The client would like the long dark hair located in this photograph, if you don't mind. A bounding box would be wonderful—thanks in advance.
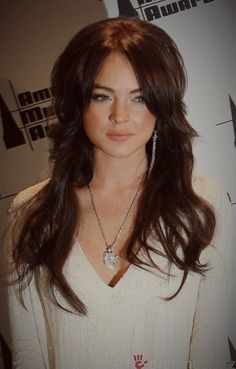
[7,17,215,315]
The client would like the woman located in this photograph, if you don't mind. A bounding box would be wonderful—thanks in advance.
[5,17,232,369]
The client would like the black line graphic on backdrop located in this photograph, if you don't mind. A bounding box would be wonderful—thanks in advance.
[0,81,55,151]
[116,0,215,21]
[1,83,235,151]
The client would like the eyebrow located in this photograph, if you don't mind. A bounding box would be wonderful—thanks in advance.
[93,84,141,94]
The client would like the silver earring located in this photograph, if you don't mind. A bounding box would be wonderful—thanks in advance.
[149,129,158,174]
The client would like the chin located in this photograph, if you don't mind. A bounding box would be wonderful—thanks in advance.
[94,142,147,160]
[105,147,144,160]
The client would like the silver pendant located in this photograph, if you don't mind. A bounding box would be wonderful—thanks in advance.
[103,247,120,270]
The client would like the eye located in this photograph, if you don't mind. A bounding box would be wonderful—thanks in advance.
[91,93,111,102]
[132,95,145,103]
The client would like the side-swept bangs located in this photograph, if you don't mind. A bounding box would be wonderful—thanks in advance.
[51,18,187,126]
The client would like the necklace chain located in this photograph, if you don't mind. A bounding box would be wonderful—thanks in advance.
[87,181,141,270]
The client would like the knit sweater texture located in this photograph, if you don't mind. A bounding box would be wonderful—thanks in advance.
[6,175,233,369]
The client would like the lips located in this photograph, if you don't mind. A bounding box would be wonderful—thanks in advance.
[106,132,134,141]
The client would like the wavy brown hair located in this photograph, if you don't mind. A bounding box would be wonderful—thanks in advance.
[6,17,215,315]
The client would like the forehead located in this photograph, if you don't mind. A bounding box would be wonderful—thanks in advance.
[94,52,139,88]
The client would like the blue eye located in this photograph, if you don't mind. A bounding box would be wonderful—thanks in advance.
[91,94,110,102]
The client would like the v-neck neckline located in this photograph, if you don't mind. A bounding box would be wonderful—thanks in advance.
[72,237,136,293]
[63,239,166,353]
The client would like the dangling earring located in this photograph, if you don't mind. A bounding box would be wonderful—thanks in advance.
[149,129,158,174]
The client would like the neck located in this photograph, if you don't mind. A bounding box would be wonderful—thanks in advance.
[91,151,148,190]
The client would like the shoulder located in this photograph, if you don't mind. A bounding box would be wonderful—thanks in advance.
[192,173,232,254]
[192,172,230,212]
[193,173,233,264]
[192,172,226,198]
[9,178,50,214]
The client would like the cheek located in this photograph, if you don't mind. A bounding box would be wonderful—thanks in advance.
[83,105,106,129]
[141,117,157,144]
[83,109,105,147]
[83,108,97,131]
[83,111,95,141]
[141,113,156,135]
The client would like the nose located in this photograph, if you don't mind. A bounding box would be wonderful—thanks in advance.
[109,99,129,125]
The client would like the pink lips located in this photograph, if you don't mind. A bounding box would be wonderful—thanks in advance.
[106,132,134,141]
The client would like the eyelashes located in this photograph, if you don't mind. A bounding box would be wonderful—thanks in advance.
[91,93,146,103]
[132,95,145,103]
[91,93,111,102]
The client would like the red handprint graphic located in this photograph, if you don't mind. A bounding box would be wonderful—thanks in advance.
[133,354,148,369]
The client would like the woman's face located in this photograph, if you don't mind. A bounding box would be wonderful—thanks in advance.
[83,52,156,161]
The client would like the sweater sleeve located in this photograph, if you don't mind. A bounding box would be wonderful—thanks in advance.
[188,178,234,369]
[5,183,50,369]
[8,282,48,369]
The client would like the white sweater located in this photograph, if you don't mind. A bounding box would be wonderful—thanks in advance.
[6,175,233,369]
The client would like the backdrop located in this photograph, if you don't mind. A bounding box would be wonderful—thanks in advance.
[0,0,235,367]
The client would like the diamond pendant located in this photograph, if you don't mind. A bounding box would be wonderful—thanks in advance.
[103,247,120,270]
